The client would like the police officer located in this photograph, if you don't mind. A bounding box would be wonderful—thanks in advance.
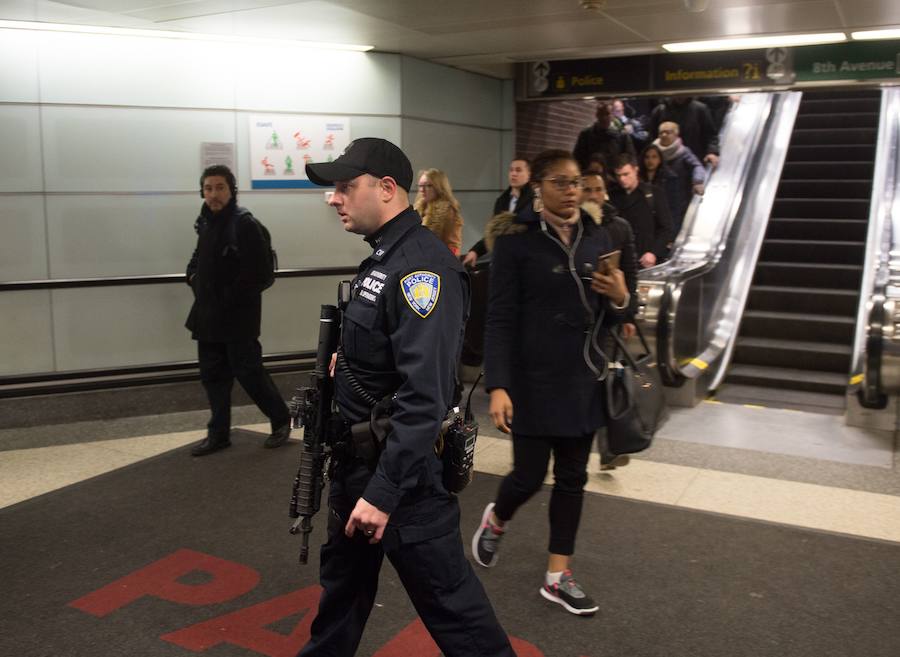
[299,138,514,657]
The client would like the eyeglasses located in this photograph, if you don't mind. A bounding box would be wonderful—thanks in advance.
[542,177,583,191]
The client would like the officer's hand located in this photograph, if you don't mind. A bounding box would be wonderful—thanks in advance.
[345,497,389,544]
[489,389,513,434]
[462,250,479,268]
[329,352,337,378]
[622,323,637,339]
[591,269,627,307]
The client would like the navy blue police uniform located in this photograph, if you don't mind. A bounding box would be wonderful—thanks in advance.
[299,206,514,657]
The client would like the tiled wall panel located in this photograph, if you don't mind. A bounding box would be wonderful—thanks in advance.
[0,105,43,192]
[402,119,502,192]
[38,32,237,109]
[42,106,236,193]
[0,291,54,375]
[44,194,200,278]
[0,195,48,282]
[0,29,39,103]
[402,57,503,129]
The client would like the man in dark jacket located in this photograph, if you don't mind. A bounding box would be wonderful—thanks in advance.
[610,155,673,269]
[573,101,635,176]
[185,164,290,456]
[653,121,707,233]
[581,172,638,338]
[462,157,533,267]
[298,138,514,657]
[459,157,532,367]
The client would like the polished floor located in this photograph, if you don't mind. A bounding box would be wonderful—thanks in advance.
[2,391,898,546]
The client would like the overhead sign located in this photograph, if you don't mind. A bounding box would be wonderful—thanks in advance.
[528,56,652,96]
[655,49,793,90]
[793,41,900,82]
[524,40,899,98]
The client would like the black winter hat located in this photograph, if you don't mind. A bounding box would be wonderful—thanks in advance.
[305,137,413,191]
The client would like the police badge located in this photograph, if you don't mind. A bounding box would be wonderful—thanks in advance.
[400,271,440,318]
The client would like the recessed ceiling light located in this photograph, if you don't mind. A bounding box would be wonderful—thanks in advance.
[663,32,846,53]
[851,28,900,41]
[0,20,374,51]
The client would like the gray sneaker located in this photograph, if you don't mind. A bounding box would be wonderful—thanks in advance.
[540,570,599,616]
[472,502,504,568]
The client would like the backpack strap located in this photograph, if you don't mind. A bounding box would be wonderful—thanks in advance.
[223,209,259,254]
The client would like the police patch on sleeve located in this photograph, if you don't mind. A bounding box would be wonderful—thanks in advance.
[400,271,440,318]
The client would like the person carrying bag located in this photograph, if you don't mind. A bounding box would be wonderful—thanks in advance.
[604,324,668,455]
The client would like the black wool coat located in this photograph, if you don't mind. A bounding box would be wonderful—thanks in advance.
[573,122,636,174]
[599,202,639,321]
[185,199,271,343]
[484,206,624,437]
[609,183,674,262]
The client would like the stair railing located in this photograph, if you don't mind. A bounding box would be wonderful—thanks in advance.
[854,87,900,408]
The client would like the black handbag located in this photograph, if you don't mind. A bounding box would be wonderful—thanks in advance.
[603,325,668,454]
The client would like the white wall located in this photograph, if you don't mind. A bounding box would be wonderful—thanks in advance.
[0,27,510,376]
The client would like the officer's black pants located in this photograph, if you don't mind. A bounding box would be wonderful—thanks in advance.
[298,464,515,657]
[197,339,290,436]
[493,432,594,556]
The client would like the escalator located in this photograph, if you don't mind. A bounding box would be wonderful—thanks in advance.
[637,91,802,405]
[717,89,880,413]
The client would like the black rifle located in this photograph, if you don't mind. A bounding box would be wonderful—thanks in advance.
[288,303,342,565]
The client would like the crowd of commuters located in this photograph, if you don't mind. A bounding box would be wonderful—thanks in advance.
[182,94,728,650]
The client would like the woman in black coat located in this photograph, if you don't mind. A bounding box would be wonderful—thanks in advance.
[472,150,629,616]
[639,144,681,239]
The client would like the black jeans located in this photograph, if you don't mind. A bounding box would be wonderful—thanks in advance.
[197,339,290,435]
[493,433,594,556]
[299,462,515,657]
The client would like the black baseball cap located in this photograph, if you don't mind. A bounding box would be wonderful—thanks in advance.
[305,137,413,191]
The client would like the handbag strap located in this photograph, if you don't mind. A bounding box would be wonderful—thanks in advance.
[610,329,640,371]
[632,321,652,355]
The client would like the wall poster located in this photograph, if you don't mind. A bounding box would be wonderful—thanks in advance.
[249,114,351,189]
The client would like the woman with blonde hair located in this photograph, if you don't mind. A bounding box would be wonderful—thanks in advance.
[414,168,464,255]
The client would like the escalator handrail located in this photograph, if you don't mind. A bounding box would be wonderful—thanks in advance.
[641,93,774,284]
[639,94,774,382]
[639,92,794,383]
[856,88,900,406]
